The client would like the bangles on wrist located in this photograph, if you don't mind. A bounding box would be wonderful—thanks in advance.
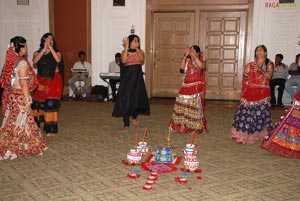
[243,73,249,78]
[259,70,265,75]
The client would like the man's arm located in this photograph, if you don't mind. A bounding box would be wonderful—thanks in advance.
[288,63,300,75]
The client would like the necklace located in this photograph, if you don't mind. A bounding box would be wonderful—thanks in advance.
[257,63,263,68]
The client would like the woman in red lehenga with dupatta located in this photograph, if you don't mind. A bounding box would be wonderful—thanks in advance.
[231,45,274,144]
[262,90,300,158]
[169,45,207,134]
[0,36,47,160]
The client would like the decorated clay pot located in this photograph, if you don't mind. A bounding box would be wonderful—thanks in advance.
[137,141,149,155]
[127,149,142,164]
[184,143,196,154]
[183,144,197,160]
[184,159,199,171]
[184,153,197,160]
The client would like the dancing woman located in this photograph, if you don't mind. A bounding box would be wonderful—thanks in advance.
[169,45,207,134]
[112,34,150,132]
[231,45,274,144]
[262,90,300,158]
[0,36,47,160]
[32,33,64,136]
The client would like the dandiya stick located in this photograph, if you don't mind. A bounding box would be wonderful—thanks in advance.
[192,143,198,155]
[190,131,196,145]
[135,132,138,149]
[142,127,148,143]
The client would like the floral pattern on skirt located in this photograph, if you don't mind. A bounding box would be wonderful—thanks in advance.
[231,99,272,144]
[169,93,205,134]
[0,89,48,160]
[262,101,300,158]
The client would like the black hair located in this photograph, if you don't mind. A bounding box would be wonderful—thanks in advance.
[254,45,269,66]
[39,32,58,51]
[275,54,283,60]
[78,51,86,57]
[128,34,140,48]
[192,45,201,59]
[115,53,121,58]
[295,54,300,64]
[10,36,26,54]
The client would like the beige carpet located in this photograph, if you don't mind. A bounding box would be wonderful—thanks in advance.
[0,101,299,201]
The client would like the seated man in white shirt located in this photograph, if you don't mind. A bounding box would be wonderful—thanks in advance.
[270,53,288,107]
[68,51,92,99]
[108,53,121,101]
[285,53,300,103]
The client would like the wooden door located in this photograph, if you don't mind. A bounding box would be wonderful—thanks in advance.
[50,0,90,96]
[152,12,195,97]
[199,11,247,100]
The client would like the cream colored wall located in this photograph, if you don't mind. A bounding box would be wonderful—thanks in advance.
[0,0,49,70]
[91,0,146,86]
[1,0,299,88]
[251,0,300,65]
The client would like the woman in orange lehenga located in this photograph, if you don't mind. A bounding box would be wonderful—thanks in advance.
[231,45,274,144]
[262,90,300,158]
[169,45,207,134]
[0,36,47,160]
[32,33,64,136]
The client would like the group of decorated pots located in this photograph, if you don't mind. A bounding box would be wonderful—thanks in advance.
[183,143,199,171]
[127,142,149,164]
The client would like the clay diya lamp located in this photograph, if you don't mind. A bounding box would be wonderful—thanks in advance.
[127,173,140,179]
[142,184,153,190]
[146,180,155,185]
[147,175,158,180]
[150,172,158,177]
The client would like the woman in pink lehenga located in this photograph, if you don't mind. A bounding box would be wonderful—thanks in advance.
[0,36,47,160]
[169,45,207,134]
[262,90,300,158]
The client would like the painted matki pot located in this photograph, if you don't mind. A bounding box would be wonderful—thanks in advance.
[137,141,149,155]
[127,149,142,164]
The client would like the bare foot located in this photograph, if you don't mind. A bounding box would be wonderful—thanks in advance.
[133,119,138,126]
[123,127,129,133]
[46,133,55,137]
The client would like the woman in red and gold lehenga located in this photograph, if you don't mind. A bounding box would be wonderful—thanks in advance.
[231,45,274,144]
[0,36,48,160]
[262,90,300,158]
[169,45,207,134]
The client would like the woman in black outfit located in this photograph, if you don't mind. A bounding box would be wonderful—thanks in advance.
[112,35,150,132]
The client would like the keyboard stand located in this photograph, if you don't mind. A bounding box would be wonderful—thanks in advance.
[99,73,120,101]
